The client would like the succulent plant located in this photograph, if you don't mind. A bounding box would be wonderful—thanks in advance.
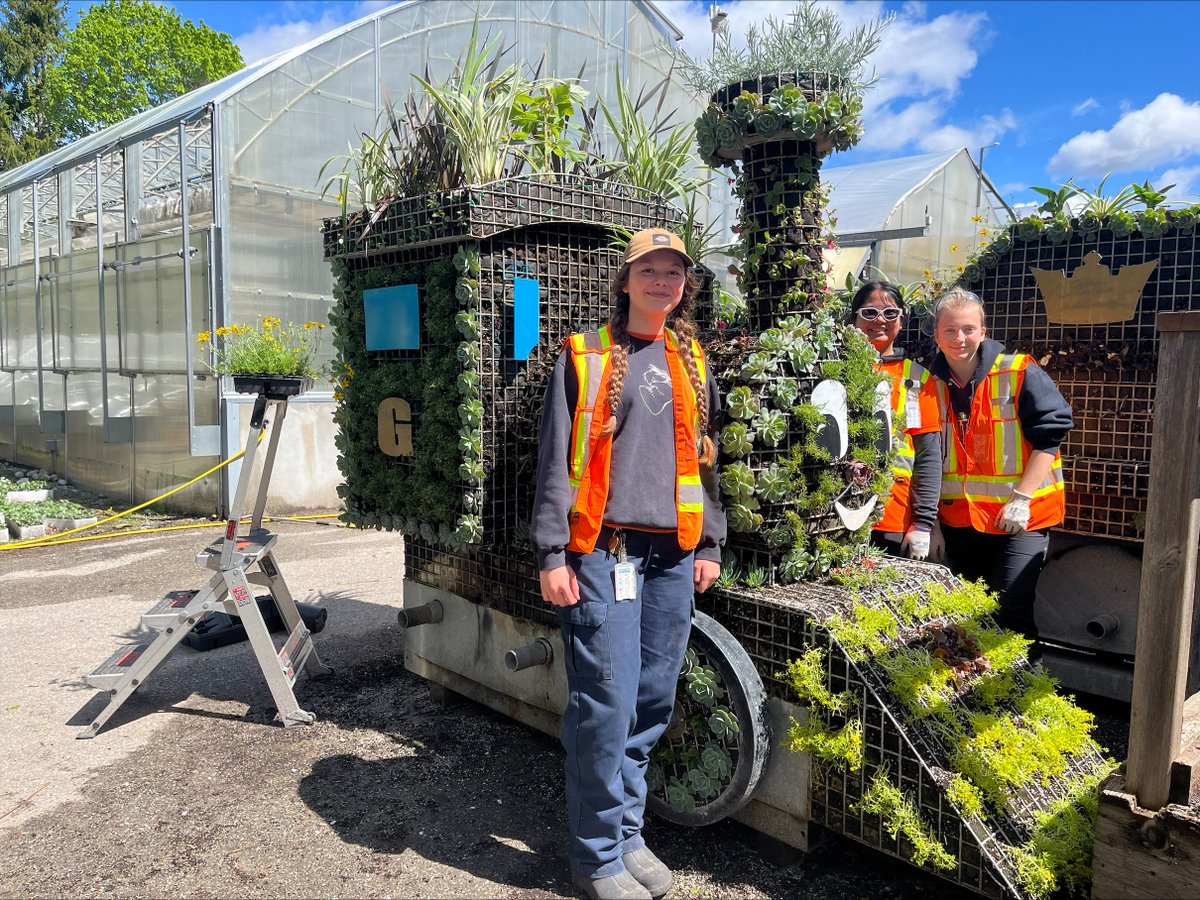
[1044,214,1073,244]
[719,461,756,500]
[727,385,760,420]
[1108,210,1137,238]
[1016,215,1044,242]
[1137,208,1171,238]
[720,422,753,457]
[756,464,791,503]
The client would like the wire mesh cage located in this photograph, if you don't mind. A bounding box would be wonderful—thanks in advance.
[962,219,1200,540]
[324,177,683,614]
[700,566,1109,900]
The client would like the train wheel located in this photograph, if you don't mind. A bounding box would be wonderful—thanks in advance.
[647,610,770,826]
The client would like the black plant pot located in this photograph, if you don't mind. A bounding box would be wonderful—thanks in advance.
[232,374,314,400]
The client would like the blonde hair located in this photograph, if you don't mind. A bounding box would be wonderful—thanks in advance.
[603,259,715,468]
[933,287,986,327]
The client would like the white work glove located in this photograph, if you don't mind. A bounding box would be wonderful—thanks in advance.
[928,523,947,564]
[995,490,1033,534]
[900,527,931,561]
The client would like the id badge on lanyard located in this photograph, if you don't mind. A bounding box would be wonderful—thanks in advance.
[612,530,637,602]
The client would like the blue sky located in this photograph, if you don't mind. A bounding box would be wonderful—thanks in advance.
[73,0,1200,208]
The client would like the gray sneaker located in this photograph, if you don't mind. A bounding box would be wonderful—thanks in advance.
[572,869,653,900]
[622,847,673,898]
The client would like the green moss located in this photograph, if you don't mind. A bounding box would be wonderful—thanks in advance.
[782,648,854,713]
[828,603,898,662]
[949,674,1100,811]
[856,772,957,871]
[787,716,864,771]
[916,579,998,621]
[331,256,466,533]
[878,646,958,719]
[828,562,903,594]
[1008,766,1114,899]
[946,774,985,819]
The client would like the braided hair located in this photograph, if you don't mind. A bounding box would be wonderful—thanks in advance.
[601,261,715,469]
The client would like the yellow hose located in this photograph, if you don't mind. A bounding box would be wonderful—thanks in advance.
[4,514,341,550]
[2,427,342,552]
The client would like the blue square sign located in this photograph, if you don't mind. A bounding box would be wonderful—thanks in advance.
[363,284,419,351]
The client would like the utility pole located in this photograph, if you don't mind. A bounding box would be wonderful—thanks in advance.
[975,142,999,214]
[710,4,729,55]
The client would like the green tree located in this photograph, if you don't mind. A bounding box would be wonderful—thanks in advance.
[46,0,243,142]
[0,0,68,171]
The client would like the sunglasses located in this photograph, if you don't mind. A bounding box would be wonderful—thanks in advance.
[855,307,903,322]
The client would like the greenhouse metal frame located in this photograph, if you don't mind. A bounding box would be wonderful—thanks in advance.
[0,0,690,513]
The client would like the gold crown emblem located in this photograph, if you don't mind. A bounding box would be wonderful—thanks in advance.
[1032,251,1157,324]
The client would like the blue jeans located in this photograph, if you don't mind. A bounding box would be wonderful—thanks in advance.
[559,527,694,878]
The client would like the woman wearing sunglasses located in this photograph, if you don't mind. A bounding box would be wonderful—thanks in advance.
[849,282,942,561]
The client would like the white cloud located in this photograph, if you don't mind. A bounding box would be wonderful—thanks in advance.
[1072,97,1099,116]
[917,109,1015,154]
[659,1,998,156]
[1050,93,1200,176]
[864,9,987,112]
[1159,165,1200,204]
[234,2,386,65]
[853,99,942,152]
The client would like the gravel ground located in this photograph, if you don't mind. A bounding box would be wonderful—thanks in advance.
[0,518,1131,899]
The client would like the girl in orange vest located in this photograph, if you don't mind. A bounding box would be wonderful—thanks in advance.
[928,287,1073,641]
[848,282,942,560]
[530,228,725,900]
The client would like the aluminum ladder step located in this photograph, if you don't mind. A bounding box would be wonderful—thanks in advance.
[86,642,152,691]
[277,622,314,687]
[196,528,277,571]
[141,589,202,629]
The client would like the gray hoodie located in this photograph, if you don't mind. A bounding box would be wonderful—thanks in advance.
[530,333,726,570]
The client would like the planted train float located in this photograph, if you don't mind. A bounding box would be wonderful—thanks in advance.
[323,7,1113,897]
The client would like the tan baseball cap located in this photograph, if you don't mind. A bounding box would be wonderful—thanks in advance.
[623,228,694,268]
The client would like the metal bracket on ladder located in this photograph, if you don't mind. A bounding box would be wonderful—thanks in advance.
[79,388,333,738]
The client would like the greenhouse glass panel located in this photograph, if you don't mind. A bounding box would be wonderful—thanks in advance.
[64,370,132,503]
[5,263,38,367]
[17,185,34,264]
[11,371,42,459]
[0,193,7,267]
[119,231,211,374]
[52,250,102,371]
[228,23,376,186]
[136,115,215,239]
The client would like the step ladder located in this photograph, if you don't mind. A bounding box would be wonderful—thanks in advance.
[79,385,332,738]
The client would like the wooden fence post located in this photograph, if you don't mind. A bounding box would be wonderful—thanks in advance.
[1124,311,1200,809]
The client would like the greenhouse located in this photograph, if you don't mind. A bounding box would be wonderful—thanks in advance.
[822,148,1011,289]
[0,0,692,514]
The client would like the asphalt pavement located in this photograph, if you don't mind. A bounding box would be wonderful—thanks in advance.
[0,519,949,899]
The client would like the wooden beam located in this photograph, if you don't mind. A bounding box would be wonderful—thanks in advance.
[1125,325,1200,809]
[1092,773,1200,900]
[1156,311,1200,333]
[1169,692,1200,805]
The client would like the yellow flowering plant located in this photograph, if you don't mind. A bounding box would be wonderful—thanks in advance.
[196,315,329,379]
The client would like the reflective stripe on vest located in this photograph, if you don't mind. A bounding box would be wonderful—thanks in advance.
[566,326,612,490]
[937,353,1065,533]
[875,358,931,533]
[890,359,930,478]
[565,327,707,554]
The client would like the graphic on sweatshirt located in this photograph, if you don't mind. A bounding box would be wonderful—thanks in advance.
[638,364,671,415]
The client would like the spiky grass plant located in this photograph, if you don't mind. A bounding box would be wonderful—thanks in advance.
[667,1,893,97]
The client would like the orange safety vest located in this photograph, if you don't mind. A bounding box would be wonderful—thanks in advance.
[935,353,1065,534]
[565,324,708,554]
[874,357,939,533]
